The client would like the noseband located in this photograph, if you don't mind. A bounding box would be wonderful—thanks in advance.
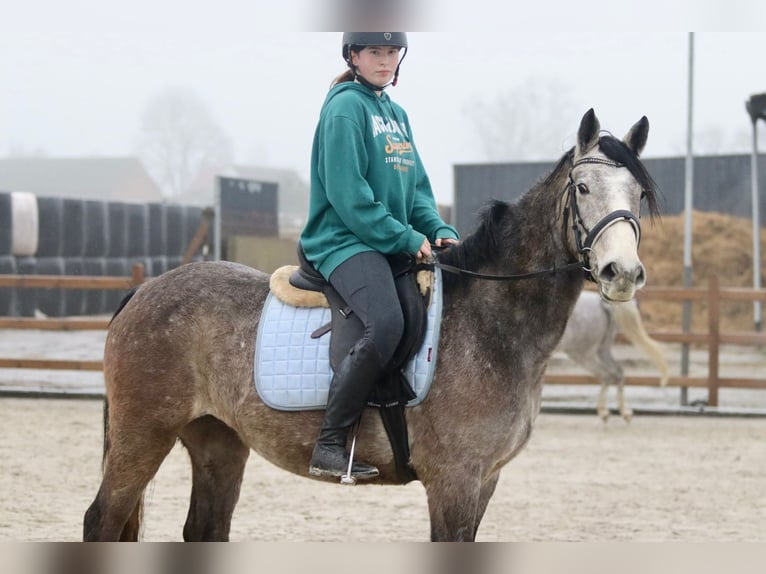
[564,157,642,282]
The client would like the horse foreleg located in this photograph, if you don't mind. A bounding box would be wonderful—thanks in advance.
[473,474,500,537]
[179,416,250,542]
[424,464,483,541]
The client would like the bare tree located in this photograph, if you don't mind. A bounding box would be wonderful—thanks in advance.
[693,125,752,155]
[465,78,583,162]
[137,86,233,198]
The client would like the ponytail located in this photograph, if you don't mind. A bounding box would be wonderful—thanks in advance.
[331,69,355,87]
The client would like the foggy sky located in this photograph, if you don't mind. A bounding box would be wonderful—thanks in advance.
[2,3,766,205]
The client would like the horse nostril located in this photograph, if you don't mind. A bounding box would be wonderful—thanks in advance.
[635,265,646,285]
[599,262,618,283]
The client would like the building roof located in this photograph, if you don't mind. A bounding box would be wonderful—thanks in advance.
[0,157,164,203]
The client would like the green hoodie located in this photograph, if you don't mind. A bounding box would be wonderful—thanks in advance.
[300,82,459,279]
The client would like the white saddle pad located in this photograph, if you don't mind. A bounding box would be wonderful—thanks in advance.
[255,268,443,411]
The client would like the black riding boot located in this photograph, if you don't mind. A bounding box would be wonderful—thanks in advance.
[309,341,383,479]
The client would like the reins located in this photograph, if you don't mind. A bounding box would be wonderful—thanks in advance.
[435,156,642,283]
[434,260,583,281]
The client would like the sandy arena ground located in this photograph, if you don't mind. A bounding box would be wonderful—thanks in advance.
[1,396,764,542]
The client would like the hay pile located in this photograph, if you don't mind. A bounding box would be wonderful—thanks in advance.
[637,210,766,332]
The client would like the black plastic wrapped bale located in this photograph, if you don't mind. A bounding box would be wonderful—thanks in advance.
[84,257,107,315]
[104,258,129,313]
[61,198,86,258]
[0,255,17,316]
[126,203,149,258]
[15,256,38,317]
[84,200,109,257]
[63,258,86,316]
[166,255,184,273]
[36,196,64,258]
[148,202,167,256]
[150,255,168,278]
[35,257,66,317]
[183,206,203,260]
[0,192,13,255]
[165,204,186,257]
[107,202,128,258]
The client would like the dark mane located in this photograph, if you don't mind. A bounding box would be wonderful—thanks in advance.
[438,198,532,295]
[440,200,515,282]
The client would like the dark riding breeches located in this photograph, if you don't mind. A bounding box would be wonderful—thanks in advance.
[328,251,405,368]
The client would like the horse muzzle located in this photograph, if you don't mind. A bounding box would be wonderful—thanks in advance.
[594,256,646,302]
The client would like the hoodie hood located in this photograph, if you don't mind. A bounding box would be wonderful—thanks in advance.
[324,81,389,106]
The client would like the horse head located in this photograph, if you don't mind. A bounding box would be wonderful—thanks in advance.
[566,108,658,302]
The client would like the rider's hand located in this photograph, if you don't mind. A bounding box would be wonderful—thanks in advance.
[434,238,459,249]
[417,238,432,259]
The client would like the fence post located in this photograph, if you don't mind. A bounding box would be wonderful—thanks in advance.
[130,263,145,287]
[707,275,720,407]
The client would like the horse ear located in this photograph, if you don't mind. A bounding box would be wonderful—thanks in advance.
[576,108,600,156]
[624,116,649,156]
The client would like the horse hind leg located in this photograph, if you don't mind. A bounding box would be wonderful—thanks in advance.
[576,353,622,422]
[179,416,250,542]
[596,347,631,423]
[83,400,180,541]
[617,377,632,422]
[597,379,610,422]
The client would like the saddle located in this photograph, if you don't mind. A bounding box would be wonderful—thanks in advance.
[273,245,434,482]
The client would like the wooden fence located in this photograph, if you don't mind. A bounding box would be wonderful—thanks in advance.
[544,275,766,406]
[0,264,145,372]
[1,271,765,406]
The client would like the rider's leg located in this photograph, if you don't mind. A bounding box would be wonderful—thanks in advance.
[309,252,404,479]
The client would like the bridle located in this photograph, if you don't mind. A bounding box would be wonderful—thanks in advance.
[564,157,641,282]
[435,156,642,283]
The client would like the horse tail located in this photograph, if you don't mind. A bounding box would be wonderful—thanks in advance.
[110,289,137,325]
[101,391,144,540]
[101,398,110,472]
[613,300,669,386]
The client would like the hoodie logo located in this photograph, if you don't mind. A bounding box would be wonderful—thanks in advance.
[384,33,392,41]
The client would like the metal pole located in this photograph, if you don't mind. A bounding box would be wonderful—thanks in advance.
[214,177,222,261]
[751,118,762,331]
[680,32,695,405]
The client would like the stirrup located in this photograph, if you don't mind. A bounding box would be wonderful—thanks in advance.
[341,430,359,485]
[307,459,379,481]
[308,425,379,482]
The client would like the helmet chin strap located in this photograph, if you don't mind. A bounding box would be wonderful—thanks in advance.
[355,73,391,92]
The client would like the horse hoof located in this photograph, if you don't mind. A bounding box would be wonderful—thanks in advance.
[622,411,633,423]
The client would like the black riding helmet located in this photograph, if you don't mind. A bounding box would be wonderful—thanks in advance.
[342,32,408,88]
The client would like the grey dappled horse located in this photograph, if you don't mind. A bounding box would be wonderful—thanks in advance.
[556,290,669,422]
[83,109,659,541]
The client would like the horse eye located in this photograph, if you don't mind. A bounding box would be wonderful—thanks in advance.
[577,183,589,195]
[641,190,647,199]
